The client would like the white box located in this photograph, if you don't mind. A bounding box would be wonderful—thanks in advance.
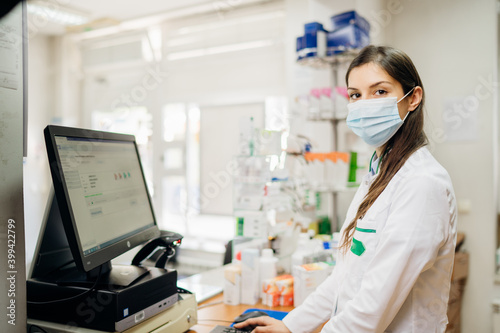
[223,264,241,305]
[293,262,334,306]
[236,211,268,238]
[240,249,260,305]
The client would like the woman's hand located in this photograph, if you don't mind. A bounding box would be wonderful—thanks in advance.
[233,316,291,333]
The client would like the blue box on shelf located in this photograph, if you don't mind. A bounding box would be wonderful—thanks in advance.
[296,36,304,60]
[330,10,370,35]
[327,11,370,55]
[303,22,327,58]
[327,25,369,55]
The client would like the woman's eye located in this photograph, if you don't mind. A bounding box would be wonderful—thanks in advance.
[349,93,361,100]
[375,89,387,96]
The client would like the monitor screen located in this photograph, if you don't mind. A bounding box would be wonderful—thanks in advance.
[44,125,160,273]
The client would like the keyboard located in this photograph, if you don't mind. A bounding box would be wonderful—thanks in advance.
[209,325,252,333]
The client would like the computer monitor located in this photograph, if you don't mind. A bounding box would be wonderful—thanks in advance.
[40,125,160,283]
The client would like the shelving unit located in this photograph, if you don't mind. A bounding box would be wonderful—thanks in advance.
[297,50,360,233]
[231,148,308,240]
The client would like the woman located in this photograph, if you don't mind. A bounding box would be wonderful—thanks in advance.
[235,45,458,332]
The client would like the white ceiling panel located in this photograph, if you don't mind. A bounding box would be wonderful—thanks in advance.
[63,0,210,21]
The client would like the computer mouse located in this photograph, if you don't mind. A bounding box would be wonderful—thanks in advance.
[233,310,269,324]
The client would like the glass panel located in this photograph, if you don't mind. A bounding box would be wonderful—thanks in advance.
[161,175,186,232]
[163,147,184,170]
[186,104,201,214]
[162,104,186,143]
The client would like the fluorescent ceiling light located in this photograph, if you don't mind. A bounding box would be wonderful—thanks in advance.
[176,11,285,36]
[27,2,89,26]
[166,39,275,61]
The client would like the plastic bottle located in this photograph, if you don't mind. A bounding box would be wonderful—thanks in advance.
[291,233,312,267]
[309,89,321,119]
[249,116,255,156]
[319,87,334,118]
[496,247,500,273]
[259,249,278,301]
[331,232,341,263]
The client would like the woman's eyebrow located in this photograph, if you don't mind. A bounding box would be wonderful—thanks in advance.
[369,80,393,88]
[347,81,393,91]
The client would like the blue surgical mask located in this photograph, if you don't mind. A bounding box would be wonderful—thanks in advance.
[346,87,415,147]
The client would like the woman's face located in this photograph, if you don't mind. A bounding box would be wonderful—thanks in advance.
[347,62,409,120]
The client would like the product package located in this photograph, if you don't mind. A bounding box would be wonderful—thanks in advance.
[292,262,334,306]
[327,10,370,56]
[262,275,294,307]
[241,248,260,305]
[223,263,241,305]
[303,22,327,58]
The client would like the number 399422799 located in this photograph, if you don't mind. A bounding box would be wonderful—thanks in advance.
[7,219,15,269]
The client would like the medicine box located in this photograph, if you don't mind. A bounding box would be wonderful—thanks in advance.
[262,275,294,307]
[327,25,369,55]
[292,262,334,306]
[303,22,327,58]
[223,264,241,305]
[330,10,370,35]
[296,36,304,60]
[327,10,370,55]
[235,211,268,238]
[241,249,260,305]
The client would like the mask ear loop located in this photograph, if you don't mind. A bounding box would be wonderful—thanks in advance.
[402,110,411,122]
[397,86,416,103]
[398,86,416,122]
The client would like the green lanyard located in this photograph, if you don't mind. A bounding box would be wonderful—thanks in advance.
[369,150,386,175]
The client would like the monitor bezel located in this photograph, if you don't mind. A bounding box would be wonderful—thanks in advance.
[44,125,160,273]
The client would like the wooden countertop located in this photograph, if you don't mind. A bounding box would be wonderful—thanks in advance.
[188,293,295,333]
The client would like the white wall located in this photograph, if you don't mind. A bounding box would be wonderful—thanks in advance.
[385,0,497,331]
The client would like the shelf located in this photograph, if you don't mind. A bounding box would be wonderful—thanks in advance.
[306,115,346,122]
[234,154,283,158]
[307,185,359,193]
[297,50,360,69]
[233,180,289,185]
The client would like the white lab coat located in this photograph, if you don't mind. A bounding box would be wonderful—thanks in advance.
[283,147,457,333]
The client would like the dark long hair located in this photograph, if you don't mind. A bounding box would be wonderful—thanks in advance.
[340,45,428,253]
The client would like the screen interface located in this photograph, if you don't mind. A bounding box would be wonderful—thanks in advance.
[54,136,155,256]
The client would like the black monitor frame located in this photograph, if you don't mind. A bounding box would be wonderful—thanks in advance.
[43,125,160,275]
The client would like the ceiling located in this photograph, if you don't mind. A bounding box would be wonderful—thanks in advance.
[27,0,233,35]
[65,0,210,22]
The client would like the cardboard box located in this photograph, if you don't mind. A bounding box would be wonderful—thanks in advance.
[446,280,465,333]
[262,275,294,307]
[446,250,468,333]
[223,264,241,305]
[451,252,469,281]
[292,262,334,306]
[446,300,461,333]
[240,249,260,305]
